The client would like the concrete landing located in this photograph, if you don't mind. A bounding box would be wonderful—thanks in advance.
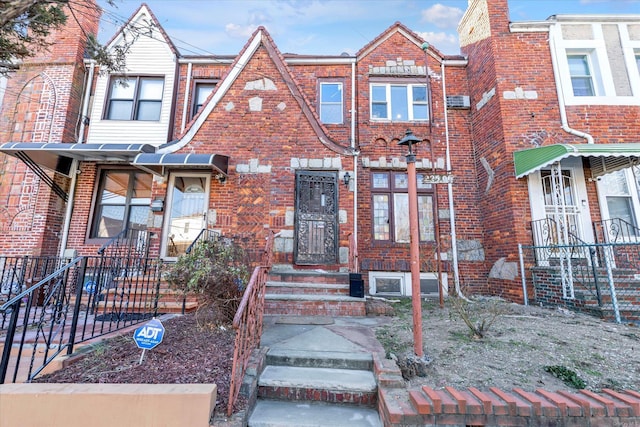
[249,400,382,427]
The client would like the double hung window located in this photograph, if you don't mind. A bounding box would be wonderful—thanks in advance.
[91,169,152,238]
[371,171,434,243]
[319,82,343,124]
[370,83,428,121]
[106,76,164,121]
[567,54,595,97]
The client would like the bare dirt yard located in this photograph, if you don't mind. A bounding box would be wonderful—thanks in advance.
[374,297,640,392]
[34,297,639,418]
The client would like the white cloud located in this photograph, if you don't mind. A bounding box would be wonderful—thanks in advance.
[225,23,258,39]
[416,31,460,55]
[421,4,464,29]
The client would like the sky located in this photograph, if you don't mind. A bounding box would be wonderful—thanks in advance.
[97,0,640,56]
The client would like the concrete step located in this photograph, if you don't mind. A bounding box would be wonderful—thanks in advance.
[257,365,377,405]
[248,400,382,427]
[266,348,373,371]
[264,295,366,316]
[266,281,349,295]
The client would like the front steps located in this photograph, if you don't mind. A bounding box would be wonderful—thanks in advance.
[248,346,382,426]
[264,270,366,317]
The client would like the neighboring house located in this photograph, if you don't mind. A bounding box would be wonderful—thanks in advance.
[0,0,638,304]
[458,0,640,299]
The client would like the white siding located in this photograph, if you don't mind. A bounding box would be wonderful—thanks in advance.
[87,7,176,146]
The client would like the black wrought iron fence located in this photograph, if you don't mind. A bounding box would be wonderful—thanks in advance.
[0,255,164,383]
[519,241,640,325]
[185,228,221,254]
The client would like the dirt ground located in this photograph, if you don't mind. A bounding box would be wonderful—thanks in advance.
[374,297,640,392]
[34,297,639,417]
[33,310,242,414]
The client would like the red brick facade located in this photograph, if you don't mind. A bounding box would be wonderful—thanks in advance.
[0,1,99,256]
[1,0,639,302]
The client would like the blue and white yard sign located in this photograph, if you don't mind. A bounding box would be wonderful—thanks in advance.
[133,318,165,350]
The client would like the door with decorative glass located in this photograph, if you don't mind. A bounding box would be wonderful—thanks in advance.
[294,171,338,265]
[162,173,210,258]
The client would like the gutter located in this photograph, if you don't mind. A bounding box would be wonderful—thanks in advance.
[549,23,594,144]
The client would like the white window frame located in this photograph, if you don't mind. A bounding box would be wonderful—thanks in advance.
[368,271,447,297]
[596,167,640,242]
[319,82,343,124]
[567,53,597,97]
[369,83,428,122]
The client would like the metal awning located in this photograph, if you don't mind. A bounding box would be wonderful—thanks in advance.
[0,142,156,176]
[514,143,640,179]
[132,152,229,176]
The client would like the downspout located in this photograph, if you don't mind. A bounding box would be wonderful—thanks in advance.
[351,60,358,271]
[441,60,462,297]
[549,23,594,144]
[59,60,95,258]
[180,62,193,133]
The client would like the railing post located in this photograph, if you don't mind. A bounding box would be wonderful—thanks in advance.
[518,244,528,306]
[589,246,602,307]
[602,246,621,324]
[67,257,88,355]
[0,299,21,383]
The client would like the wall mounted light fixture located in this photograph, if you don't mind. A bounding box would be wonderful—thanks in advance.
[343,172,351,187]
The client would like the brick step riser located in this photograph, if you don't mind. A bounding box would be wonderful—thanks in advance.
[100,290,198,302]
[257,385,377,406]
[267,274,349,285]
[265,355,373,371]
[266,286,349,296]
[94,303,197,314]
[264,300,366,317]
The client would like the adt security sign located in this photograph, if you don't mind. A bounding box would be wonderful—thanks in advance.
[133,318,165,350]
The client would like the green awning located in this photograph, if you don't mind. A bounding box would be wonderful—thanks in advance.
[514,143,640,179]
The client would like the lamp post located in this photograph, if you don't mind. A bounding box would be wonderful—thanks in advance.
[398,129,423,357]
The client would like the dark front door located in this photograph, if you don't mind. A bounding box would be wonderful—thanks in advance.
[294,171,338,265]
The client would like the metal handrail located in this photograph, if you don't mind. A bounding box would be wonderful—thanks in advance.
[1,254,164,383]
[594,218,640,243]
[185,228,221,254]
[227,231,275,416]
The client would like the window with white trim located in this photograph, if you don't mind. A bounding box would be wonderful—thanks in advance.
[567,53,596,96]
[91,169,152,238]
[371,171,434,243]
[319,82,343,124]
[105,76,164,121]
[370,83,428,121]
[599,167,640,238]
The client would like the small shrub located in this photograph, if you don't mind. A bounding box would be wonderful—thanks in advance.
[544,365,586,389]
[166,237,249,324]
[449,296,505,339]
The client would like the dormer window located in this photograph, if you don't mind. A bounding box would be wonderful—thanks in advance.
[370,83,428,122]
[105,76,164,121]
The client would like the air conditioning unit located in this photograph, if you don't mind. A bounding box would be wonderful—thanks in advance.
[446,95,470,109]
